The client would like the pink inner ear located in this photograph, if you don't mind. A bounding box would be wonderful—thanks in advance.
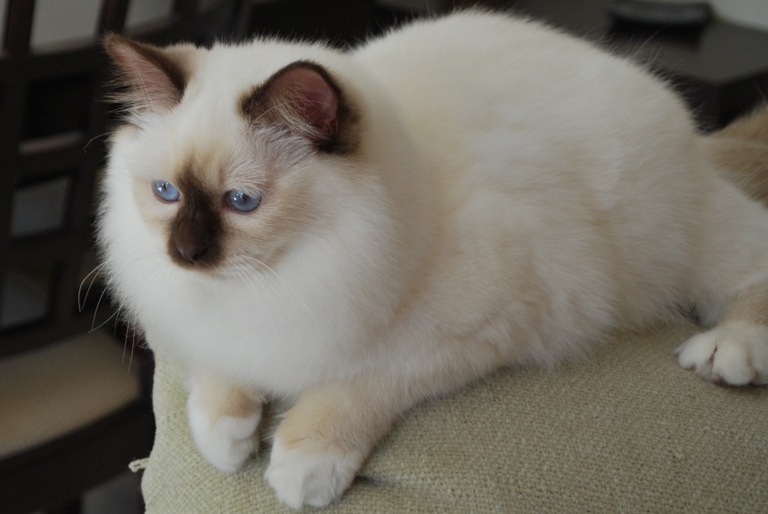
[271,67,339,140]
[106,36,182,110]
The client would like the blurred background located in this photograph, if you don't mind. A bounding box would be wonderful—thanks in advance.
[0,1,766,513]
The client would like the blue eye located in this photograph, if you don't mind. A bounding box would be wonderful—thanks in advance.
[152,180,180,202]
[225,190,262,212]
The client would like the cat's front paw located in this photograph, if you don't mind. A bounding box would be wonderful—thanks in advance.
[265,434,363,509]
[187,395,261,472]
[675,321,768,385]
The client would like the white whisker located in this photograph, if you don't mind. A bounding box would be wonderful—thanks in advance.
[128,328,136,374]
[234,256,291,316]
[90,285,111,333]
[234,264,278,338]
[121,310,128,364]
[91,307,120,333]
[239,255,318,323]
[78,262,107,312]
[236,258,285,322]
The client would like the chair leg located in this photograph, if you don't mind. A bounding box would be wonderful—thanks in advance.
[48,497,81,514]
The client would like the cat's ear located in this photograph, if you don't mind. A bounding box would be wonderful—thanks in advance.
[103,34,194,113]
[240,61,358,154]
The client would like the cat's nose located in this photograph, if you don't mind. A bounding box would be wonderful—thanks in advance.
[176,241,209,263]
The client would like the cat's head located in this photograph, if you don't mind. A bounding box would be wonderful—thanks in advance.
[102,35,372,276]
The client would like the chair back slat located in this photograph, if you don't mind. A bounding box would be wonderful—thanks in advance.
[18,132,87,183]
[3,0,36,55]
[98,0,131,35]
[173,0,200,18]
[0,3,33,345]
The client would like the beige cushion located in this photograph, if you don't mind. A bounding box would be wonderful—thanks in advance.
[0,330,141,458]
[141,321,768,513]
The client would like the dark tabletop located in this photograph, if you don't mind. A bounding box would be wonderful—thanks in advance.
[460,0,768,130]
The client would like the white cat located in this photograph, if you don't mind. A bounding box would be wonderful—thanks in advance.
[98,10,768,509]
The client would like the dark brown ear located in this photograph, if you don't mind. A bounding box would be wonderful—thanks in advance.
[240,61,358,154]
[103,33,191,113]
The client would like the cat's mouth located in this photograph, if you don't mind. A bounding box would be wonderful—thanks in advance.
[166,248,286,283]
[167,235,223,270]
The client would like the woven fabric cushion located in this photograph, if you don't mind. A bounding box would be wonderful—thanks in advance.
[0,330,141,458]
[141,321,768,513]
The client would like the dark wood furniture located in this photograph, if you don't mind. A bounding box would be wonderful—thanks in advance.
[0,1,237,513]
[239,0,419,48]
[456,0,768,130]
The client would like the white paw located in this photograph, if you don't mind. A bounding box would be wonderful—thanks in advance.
[264,435,363,509]
[674,322,768,385]
[187,396,261,472]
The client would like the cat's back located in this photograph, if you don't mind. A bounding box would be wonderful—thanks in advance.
[352,10,694,190]
[352,10,704,335]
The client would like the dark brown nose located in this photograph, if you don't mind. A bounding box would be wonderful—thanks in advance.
[167,178,223,268]
[176,241,209,263]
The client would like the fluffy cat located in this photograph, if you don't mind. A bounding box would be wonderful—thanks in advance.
[98,10,768,509]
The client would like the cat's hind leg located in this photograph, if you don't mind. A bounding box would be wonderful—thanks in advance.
[187,372,264,471]
[676,107,768,385]
[676,172,768,386]
[676,283,768,385]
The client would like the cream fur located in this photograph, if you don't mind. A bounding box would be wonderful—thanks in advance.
[98,11,768,509]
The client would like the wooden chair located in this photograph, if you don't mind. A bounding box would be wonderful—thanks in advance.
[0,1,237,512]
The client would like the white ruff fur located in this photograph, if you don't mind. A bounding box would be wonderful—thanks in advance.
[98,11,768,509]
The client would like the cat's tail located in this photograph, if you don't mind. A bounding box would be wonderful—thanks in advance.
[703,105,768,204]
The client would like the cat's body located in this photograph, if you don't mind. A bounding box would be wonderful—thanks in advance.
[99,10,768,509]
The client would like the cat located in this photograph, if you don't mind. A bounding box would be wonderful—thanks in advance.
[98,9,768,509]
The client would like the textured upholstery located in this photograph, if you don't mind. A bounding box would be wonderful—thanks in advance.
[141,320,768,513]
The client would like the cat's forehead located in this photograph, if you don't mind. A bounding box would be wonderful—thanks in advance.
[134,41,348,183]
[129,115,260,189]
[171,142,270,192]
[174,152,231,189]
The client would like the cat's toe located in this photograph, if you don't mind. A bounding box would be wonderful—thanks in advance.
[188,404,261,472]
[675,322,768,386]
[674,332,717,380]
[265,435,362,509]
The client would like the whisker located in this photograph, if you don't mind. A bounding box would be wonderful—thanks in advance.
[128,328,136,374]
[234,263,278,337]
[234,256,288,319]
[121,316,127,363]
[243,260,285,321]
[78,262,107,312]
[91,307,120,333]
[90,285,111,333]
[239,255,318,323]
[83,132,110,152]
[113,306,123,337]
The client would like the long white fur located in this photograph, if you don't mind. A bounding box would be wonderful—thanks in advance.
[98,11,768,509]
